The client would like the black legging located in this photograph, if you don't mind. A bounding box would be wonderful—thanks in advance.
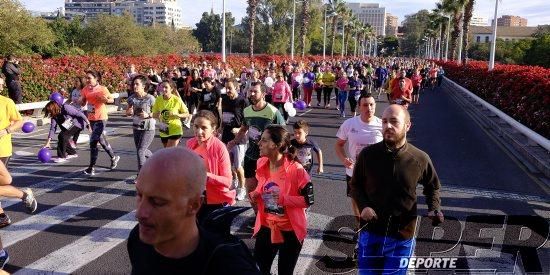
[254,226,302,275]
[315,87,323,104]
[57,126,80,158]
[322,86,333,106]
[89,120,115,167]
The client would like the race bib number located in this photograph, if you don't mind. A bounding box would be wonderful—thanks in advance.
[275,94,283,100]
[297,148,312,166]
[61,119,74,130]
[157,122,169,134]
[203,93,212,102]
[247,127,261,143]
[222,112,235,124]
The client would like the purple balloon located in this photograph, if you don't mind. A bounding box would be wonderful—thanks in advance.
[296,100,307,111]
[38,148,52,163]
[22,122,35,133]
[50,92,64,105]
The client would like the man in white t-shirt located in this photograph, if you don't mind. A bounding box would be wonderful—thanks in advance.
[335,94,382,221]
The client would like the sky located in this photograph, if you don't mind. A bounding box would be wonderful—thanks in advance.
[20,0,550,27]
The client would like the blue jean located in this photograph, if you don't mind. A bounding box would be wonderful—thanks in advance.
[358,231,415,275]
[338,90,348,115]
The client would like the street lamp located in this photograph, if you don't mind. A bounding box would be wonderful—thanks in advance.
[222,0,226,62]
[489,0,499,71]
[341,21,346,58]
[457,5,464,64]
[440,14,451,61]
[323,7,336,60]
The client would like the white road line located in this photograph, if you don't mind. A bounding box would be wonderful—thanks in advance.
[298,109,313,117]
[1,177,134,248]
[0,169,110,209]
[15,211,137,275]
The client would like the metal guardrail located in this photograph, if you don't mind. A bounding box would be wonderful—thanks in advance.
[444,77,550,152]
[15,92,128,115]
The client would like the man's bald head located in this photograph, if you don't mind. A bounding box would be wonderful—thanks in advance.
[383,104,410,124]
[140,147,206,198]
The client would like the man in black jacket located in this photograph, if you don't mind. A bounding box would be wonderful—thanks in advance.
[1,55,22,104]
[350,104,444,274]
[128,147,259,274]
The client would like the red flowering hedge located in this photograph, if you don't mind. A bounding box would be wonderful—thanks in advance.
[438,61,550,138]
[0,54,323,103]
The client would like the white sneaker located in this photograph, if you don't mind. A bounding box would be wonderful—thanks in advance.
[66,154,78,159]
[236,188,247,201]
[52,157,67,163]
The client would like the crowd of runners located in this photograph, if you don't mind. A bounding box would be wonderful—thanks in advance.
[0,56,446,274]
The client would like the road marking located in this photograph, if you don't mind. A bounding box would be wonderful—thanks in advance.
[15,211,136,275]
[298,109,313,117]
[1,176,134,248]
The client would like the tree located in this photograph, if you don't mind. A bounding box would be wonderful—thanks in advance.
[299,0,311,57]
[0,0,56,56]
[381,36,399,56]
[524,34,550,67]
[193,11,234,52]
[438,0,468,60]
[328,0,346,57]
[47,16,85,56]
[247,0,260,57]
[461,0,474,64]
[401,9,432,57]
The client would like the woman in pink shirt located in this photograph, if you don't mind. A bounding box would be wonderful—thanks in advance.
[249,125,313,275]
[271,72,293,122]
[186,110,234,221]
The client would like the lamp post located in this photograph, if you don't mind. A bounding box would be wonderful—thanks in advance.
[221,0,226,62]
[341,21,345,58]
[489,0,499,71]
[291,0,297,60]
[441,14,451,61]
[457,6,464,64]
[322,6,335,60]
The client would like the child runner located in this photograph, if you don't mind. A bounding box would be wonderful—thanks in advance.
[291,120,324,175]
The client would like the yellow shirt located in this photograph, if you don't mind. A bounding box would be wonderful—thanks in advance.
[0,95,22,157]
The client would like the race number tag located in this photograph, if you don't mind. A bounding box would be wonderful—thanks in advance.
[222,112,235,124]
[61,119,74,130]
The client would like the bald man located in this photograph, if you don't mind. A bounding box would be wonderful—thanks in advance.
[128,147,259,274]
[350,105,444,274]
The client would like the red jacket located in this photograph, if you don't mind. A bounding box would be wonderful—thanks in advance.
[186,137,235,205]
[250,157,311,243]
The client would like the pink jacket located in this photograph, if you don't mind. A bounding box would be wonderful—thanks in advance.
[250,157,311,243]
[272,81,292,103]
[186,137,235,205]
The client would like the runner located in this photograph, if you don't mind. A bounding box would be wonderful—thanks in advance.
[220,81,249,201]
[152,80,190,148]
[249,125,313,275]
[186,110,234,221]
[334,94,382,223]
[80,70,120,176]
[43,100,91,162]
[335,70,349,116]
[271,73,293,123]
[198,77,222,126]
[347,70,364,117]
[291,120,324,175]
[302,68,315,107]
[226,82,285,217]
[321,68,335,109]
[390,70,413,109]
[126,75,156,176]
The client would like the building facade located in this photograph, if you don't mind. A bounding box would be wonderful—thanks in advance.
[346,2,386,36]
[470,15,488,26]
[385,13,398,36]
[493,15,528,27]
[64,0,183,28]
[470,26,536,43]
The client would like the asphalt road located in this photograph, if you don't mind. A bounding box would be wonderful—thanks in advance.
[1,85,549,274]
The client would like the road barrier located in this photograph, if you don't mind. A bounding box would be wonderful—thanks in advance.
[443,77,550,179]
[15,92,128,126]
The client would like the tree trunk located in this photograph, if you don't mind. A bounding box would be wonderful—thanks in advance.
[450,11,462,60]
[331,16,338,57]
[299,1,310,57]
[247,0,259,58]
[462,0,474,64]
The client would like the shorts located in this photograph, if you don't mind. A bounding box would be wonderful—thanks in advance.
[346,175,352,197]
[243,156,258,179]
[230,144,246,169]
[160,135,182,145]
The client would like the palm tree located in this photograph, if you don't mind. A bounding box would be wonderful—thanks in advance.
[439,0,468,60]
[299,0,311,57]
[461,0,475,64]
[247,0,260,58]
[328,0,346,57]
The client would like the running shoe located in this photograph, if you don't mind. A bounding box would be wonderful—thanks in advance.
[0,250,9,270]
[66,154,78,159]
[52,157,67,163]
[0,213,11,229]
[317,103,321,107]
[84,167,95,176]
[236,188,247,201]
[110,156,121,170]
[22,188,38,214]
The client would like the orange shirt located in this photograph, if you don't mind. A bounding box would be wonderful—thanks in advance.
[192,144,210,172]
[81,84,110,121]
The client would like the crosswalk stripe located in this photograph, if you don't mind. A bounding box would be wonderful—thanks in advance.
[1,168,109,209]
[14,211,137,274]
[1,177,134,248]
